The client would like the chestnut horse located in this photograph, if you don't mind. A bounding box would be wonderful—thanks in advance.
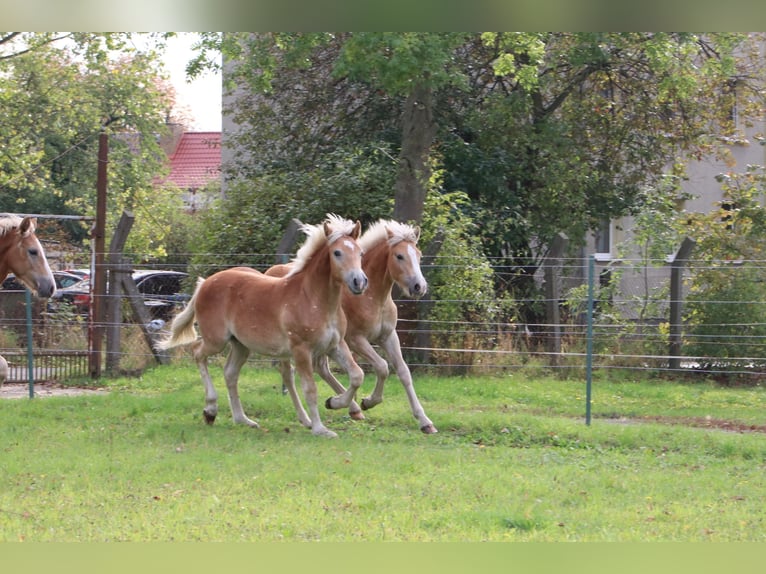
[267,219,437,434]
[156,215,368,438]
[0,214,56,298]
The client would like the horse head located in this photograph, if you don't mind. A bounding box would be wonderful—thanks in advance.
[0,215,56,298]
[384,222,427,299]
[324,216,368,295]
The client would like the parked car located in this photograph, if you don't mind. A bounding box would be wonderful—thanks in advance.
[48,269,190,321]
[63,268,90,281]
[2,270,84,292]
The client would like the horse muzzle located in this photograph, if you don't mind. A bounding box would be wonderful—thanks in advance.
[35,277,56,298]
[347,271,368,295]
[406,278,428,299]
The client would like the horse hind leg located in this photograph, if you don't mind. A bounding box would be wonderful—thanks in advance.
[224,340,259,427]
[193,341,219,425]
[279,359,312,428]
[380,332,437,434]
[293,348,337,438]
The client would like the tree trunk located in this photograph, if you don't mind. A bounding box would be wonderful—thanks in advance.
[393,82,437,224]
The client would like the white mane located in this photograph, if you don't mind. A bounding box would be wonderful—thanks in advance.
[359,219,419,252]
[0,214,23,238]
[287,214,358,277]
[0,213,22,237]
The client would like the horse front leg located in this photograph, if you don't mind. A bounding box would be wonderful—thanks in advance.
[278,358,312,428]
[293,347,337,438]
[347,335,389,412]
[379,331,437,434]
[315,355,365,420]
[223,340,259,427]
[324,341,364,412]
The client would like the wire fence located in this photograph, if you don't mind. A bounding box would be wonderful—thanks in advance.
[3,253,766,384]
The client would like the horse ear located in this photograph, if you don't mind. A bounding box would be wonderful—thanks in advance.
[351,220,361,239]
[413,226,421,243]
[323,221,332,237]
[19,217,36,237]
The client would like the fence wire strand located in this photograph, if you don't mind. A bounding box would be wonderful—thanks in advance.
[4,254,766,382]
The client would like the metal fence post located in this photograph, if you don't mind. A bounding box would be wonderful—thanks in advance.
[25,288,34,399]
[585,255,594,425]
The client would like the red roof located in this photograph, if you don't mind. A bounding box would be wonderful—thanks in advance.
[164,132,221,190]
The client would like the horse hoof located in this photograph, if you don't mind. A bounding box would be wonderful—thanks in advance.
[420,424,438,434]
[313,428,338,439]
[349,410,366,421]
[203,411,217,425]
[361,398,376,411]
[325,397,334,410]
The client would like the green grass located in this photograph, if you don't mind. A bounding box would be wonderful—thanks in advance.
[1,364,765,541]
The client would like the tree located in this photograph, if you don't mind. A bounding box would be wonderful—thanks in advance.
[0,32,188,258]
[200,33,766,318]
[216,32,481,224]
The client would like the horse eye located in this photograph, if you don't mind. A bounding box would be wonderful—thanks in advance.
[28,249,39,257]
[396,253,404,260]
[333,250,342,257]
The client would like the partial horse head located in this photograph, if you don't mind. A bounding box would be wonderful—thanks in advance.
[288,214,368,295]
[360,219,427,298]
[0,214,56,298]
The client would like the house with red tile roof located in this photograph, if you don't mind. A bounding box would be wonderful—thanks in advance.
[159,131,222,211]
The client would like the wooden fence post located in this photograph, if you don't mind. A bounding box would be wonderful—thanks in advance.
[276,219,302,264]
[669,236,696,370]
[543,232,568,365]
[105,211,134,374]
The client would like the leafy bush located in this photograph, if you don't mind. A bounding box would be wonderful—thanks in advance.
[683,166,766,370]
[684,264,766,370]
[419,180,517,371]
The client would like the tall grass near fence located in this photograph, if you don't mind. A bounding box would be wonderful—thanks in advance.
[1,365,764,542]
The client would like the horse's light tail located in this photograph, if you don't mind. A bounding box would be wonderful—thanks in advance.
[155,277,205,350]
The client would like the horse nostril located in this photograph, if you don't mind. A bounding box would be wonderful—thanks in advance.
[413,283,421,293]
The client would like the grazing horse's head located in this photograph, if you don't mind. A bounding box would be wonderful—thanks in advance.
[0,214,56,298]
[361,220,427,299]
[290,214,368,295]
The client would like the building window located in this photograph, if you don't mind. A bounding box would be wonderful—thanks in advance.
[721,201,737,231]
[594,219,612,261]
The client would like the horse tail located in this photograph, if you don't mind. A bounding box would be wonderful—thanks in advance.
[155,277,205,350]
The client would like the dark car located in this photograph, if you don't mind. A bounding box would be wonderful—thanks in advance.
[2,270,84,292]
[48,269,190,321]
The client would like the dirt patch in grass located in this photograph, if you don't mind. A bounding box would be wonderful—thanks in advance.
[602,414,766,434]
[0,382,107,400]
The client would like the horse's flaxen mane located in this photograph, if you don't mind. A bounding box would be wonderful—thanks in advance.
[287,214,358,277]
[0,214,23,238]
[359,219,419,252]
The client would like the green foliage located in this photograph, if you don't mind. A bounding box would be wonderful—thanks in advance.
[685,266,766,369]
[189,144,396,274]
[333,33,467,95]
[0,33,182,252]
[684,166,766,369]
[419,173,517,365]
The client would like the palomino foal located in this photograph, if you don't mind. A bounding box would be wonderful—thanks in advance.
[268,219,436,433]
[157,215,368,438]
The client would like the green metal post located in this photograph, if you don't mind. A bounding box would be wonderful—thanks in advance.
[585,255,594,425]
[25,288,34,399]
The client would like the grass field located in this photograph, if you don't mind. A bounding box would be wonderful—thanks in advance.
[1,364,765,541]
